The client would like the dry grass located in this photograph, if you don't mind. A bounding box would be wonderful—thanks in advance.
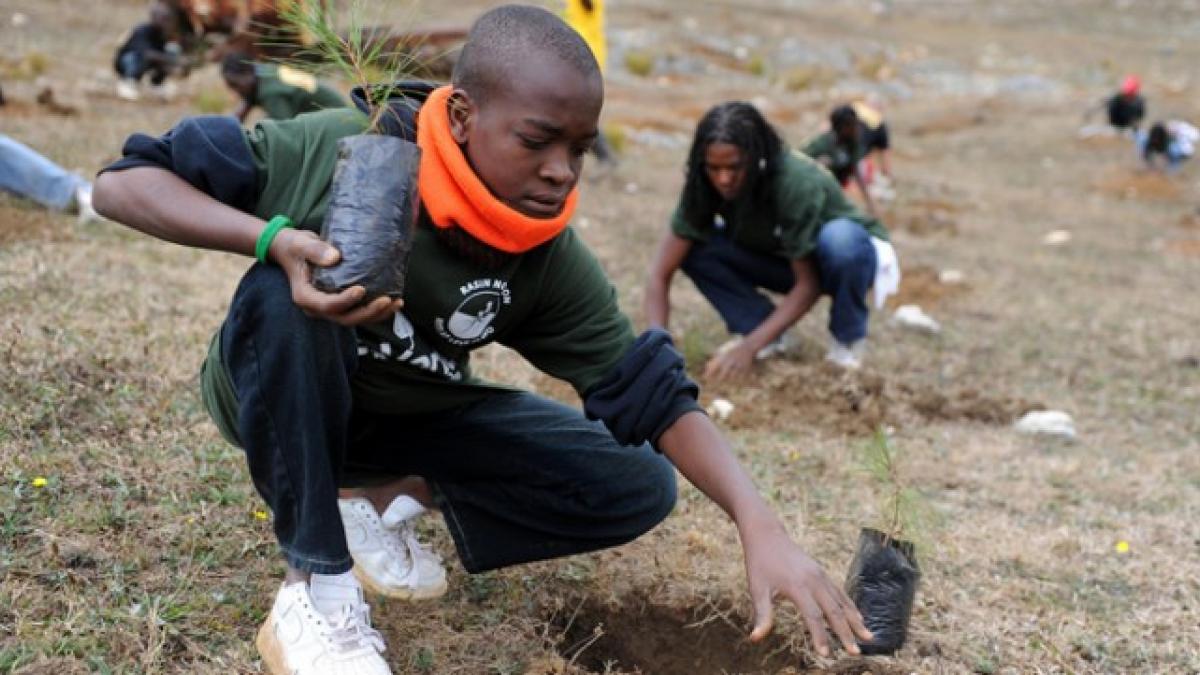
[4,0,1200,673]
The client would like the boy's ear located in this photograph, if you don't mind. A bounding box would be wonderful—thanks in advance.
[448,89,474,144]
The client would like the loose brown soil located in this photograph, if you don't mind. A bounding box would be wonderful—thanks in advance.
[1094,170,1184,200]
[1164,238,1200,257]
[554,598,800,675]
[881,197,962,238]
[907,110,988,137]
[700,361,1038,437]
[886,264,969,309]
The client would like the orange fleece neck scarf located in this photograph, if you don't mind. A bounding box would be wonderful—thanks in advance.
[417,85,577,253]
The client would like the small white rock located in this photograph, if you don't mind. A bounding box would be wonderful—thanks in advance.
[892,304,941,334]
[12,12,29,27]
[1043,230,1072,246]
[1014,410,1076,440]
[623,182,640,194]
[706,398,735,421]
[938,269,965,284]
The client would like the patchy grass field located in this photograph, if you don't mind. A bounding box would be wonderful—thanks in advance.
[3,0,1200,673]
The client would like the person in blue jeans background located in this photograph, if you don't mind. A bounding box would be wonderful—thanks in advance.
[0,134,100,224]
[112,1,181,101]
[645,101,899,374]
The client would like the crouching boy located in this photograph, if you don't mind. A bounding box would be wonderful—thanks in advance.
[94,6,870,673]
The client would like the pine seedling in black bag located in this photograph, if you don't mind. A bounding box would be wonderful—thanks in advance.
[846,429,923,655]
[277,0,425,298]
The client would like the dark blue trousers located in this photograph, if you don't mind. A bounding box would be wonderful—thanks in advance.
[219,265,677,574]
[116,51,167,85]
[680,218,877,345]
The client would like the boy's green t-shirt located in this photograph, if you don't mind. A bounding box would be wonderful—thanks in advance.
[253,64,348,121]
[669,149,888,260]
[202,109,635,440]
[801,131,868,183]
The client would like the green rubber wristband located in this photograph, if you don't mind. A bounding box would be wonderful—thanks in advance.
[255,215,293,264]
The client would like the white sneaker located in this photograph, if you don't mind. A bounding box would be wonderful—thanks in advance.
[74,184,101,225]
[148,80,177,102]
[115,79,140,101]
[256,582,391,675]
[825,340,865,370]
[338,496,448,600]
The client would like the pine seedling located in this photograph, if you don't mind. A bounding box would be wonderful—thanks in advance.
[272,0,427,132]
[859,428,928,550]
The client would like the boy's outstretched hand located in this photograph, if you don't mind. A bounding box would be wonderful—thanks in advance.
[270,228,403,326]
[739,516,872,656]
[658,412,872,660]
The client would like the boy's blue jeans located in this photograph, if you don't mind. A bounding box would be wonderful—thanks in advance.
[218,265,677,574]
[116,51,167,85]
[0,134,86,211]
[680,218,877,346]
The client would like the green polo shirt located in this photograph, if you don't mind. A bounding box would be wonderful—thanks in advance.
[802,131,869,184]
[252,64,348,120]
[669,149,888,261]
[201,109,634,445]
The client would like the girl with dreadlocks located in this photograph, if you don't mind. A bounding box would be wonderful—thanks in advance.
[644,101,899,374]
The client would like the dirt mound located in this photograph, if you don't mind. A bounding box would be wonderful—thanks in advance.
[908,110,987,137]
[888,264,969,309]
[1075,132,1129,147]
[554,599,802,675]
[715,366,890,436]
[904,385,1042,424]
[701,360,1037,437]
[1164,238,1200,257]
[1094,170,1183,201]
[882,197,961,237]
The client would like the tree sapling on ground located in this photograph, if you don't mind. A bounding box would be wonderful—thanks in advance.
[845,429,923,655]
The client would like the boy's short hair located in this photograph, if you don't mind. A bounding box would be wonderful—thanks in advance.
[221,52,256,80]
[830,104,858,132]
[453,4,600,104]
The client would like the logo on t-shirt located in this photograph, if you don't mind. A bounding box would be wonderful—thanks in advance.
[436,278,512,346]
[357,311,464,381]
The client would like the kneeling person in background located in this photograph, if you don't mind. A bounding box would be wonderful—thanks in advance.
[113,1,181,101]
[645,101,899,375]
[221,52,348,123]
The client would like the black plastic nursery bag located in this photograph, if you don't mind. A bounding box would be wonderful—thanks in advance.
[845,527,921,655]
[311,134,420,298]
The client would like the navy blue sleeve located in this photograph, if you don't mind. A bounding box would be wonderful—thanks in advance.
[872,123,890,151]
[583,328,704,449]
[100,115,258,213]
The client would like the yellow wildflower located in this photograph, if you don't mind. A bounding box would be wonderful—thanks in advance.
[1114,540,1130,554]
[31,477,48,489]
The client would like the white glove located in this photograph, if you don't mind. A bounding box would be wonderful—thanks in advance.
[871,237,900,310]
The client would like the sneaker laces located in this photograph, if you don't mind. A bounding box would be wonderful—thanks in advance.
[393,519,443,565]
[370,500,441,567]
[323,603,385,655]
